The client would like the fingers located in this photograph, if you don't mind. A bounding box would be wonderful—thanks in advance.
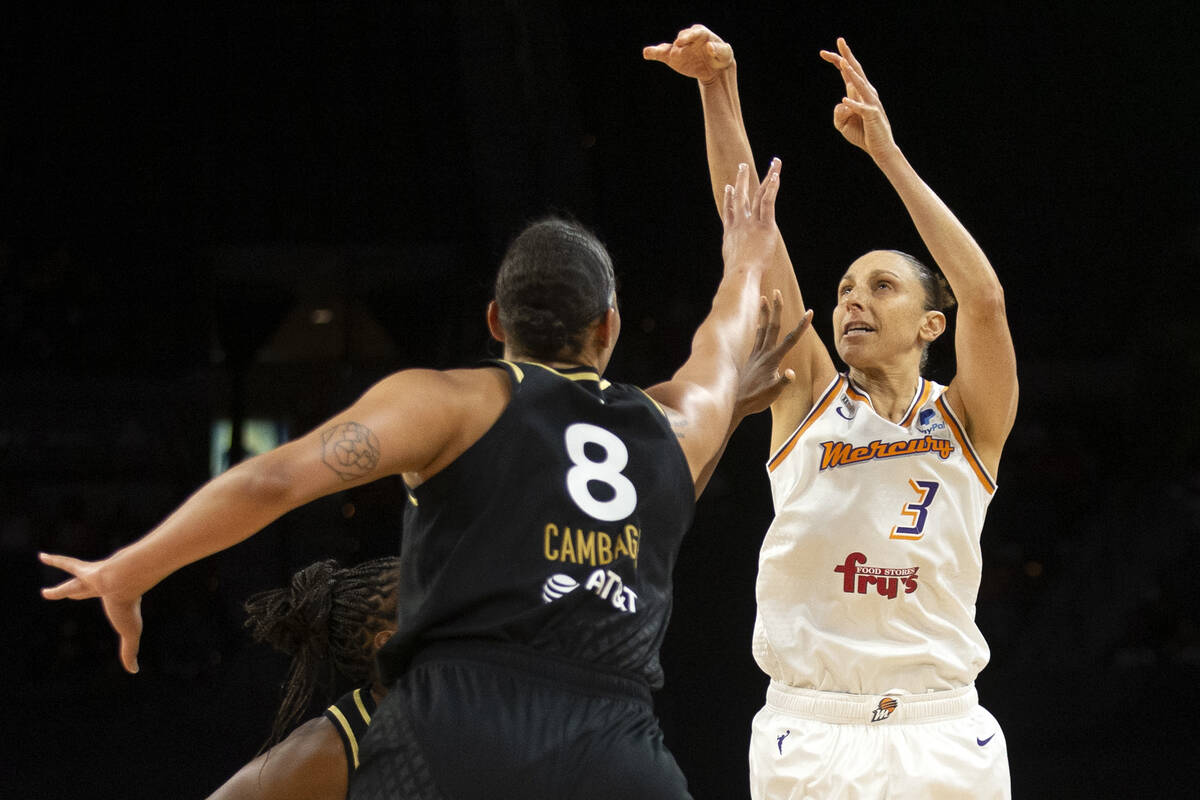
[723,160,782,225]
[42,577,91,601]
[839,97,872,123]
[821,41,874,98]
[753,297,771,352]
[735,162,752,217]
[39,552,98,600]
[721,183,735,228]
[766,290,784,336]
[773,308,812,359]
[706,40,734,69]
[39,551,84,574]
[790,308,814,341]
[838,62,876,103]
[756,158,781,223]
[837,37,865,73]
[678,24,715,44]
[826,39,875,100]
[819,49,850,89]
[642,42,670,62]
[106,597,143,673]
[757,293,802,355]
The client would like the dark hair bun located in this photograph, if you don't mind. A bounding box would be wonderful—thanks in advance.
[243,559,338,659]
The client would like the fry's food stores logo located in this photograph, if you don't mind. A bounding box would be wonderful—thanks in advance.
[834,552,919,599]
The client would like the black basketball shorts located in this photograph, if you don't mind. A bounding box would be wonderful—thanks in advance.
[349,641,692,800]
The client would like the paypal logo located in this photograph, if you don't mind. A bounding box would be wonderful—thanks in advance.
[916,408,945,434]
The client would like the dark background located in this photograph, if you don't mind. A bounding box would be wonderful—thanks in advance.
[3,2,1198,797]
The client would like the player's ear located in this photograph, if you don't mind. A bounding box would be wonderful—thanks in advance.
[487,301,506,343]
[373,628,394,653]
[595,306,620,350]
[919,309,945,344]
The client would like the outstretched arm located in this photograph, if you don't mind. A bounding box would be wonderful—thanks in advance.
[692,291,811,496]
[644,159,783,492]
[40,367,500,673]
[645,25,835,449]
[205,717,347,800]
[821,38,1018,473]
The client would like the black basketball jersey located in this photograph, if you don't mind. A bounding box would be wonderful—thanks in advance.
[323,686,377,772]
[377,360,695,688]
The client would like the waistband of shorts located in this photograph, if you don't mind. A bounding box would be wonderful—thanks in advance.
[409,640,653,704]
[765,680,977,724]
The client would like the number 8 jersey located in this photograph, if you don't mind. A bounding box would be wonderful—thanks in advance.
[756,374,997,694]
[377,360,694,689]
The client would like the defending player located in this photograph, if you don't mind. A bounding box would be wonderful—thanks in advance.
[41,160,804,798]
[646,26,1018,798]
[206,557,399,800]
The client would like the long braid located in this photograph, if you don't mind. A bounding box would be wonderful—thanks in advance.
[243,556,401,750]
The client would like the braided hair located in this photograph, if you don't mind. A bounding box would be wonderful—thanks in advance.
[242,556,401,749]
[494,217,617,361]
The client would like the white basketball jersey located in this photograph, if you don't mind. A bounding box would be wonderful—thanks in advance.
[755,374,996,694]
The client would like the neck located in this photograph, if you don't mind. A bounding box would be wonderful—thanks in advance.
[504,348,601,373]
[847,365,922,423]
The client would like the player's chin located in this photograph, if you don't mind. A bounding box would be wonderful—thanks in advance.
[835,340,865,364]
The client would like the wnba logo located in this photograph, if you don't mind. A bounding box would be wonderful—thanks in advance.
[871,696,898,723]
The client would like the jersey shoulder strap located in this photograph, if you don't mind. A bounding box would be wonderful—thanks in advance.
[322,687,377,771]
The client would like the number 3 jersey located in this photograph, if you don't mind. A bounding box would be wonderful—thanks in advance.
[756,374,997,694]
[377,360,694,689]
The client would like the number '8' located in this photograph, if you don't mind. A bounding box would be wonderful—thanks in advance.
[564,423,638,522]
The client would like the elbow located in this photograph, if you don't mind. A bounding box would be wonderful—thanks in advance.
[963,284,1007,322]
[228,453,295,507]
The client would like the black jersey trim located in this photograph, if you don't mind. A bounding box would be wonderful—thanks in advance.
[493,359,526,383]
[633,387,668,419]
[524,361,612,389]
[324,687,375,770]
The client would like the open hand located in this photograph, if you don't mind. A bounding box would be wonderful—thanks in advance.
[721,157,781,276]
[643,24,733,84]
[737,292,812,418]
[41,551,143,673]
[819,38,897,160]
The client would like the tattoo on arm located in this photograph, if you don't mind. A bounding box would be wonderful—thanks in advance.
[321,421,381,481]
[666,409,689,440]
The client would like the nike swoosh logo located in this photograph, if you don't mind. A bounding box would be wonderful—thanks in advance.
[977,734,996,747]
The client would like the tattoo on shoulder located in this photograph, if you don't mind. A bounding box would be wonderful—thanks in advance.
[666,409,689,440]
[321,421,381,481]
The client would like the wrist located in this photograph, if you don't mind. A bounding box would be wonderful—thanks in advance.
[109,539,169,597]
[871,143,906,172]
[698,57,736,89]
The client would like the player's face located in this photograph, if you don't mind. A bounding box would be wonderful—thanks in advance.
[832,251,928,370]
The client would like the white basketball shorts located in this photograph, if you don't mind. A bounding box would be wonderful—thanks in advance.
[749,681,1010,799]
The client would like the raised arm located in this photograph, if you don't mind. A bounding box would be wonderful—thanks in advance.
[821,38,1018,473]
[39,367,504,673]
[645,25,835,449]
[644,159,784,491]
[692,291,811,496]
